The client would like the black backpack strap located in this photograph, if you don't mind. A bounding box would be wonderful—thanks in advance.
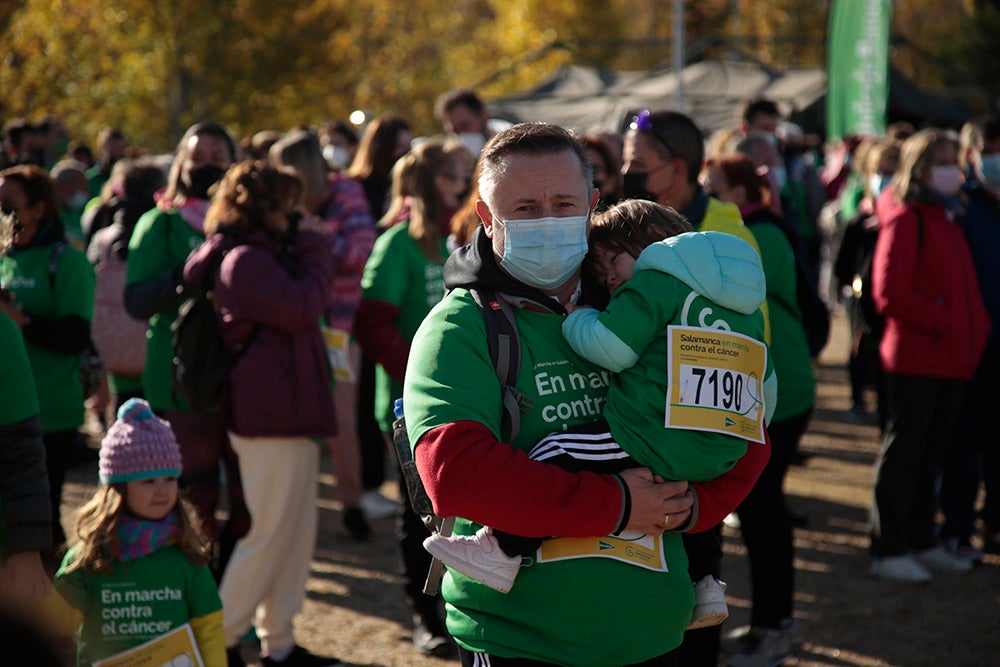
[470,287,525,444]
[47,242,68,289]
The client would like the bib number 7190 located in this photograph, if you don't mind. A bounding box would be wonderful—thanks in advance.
[665,326,767,444]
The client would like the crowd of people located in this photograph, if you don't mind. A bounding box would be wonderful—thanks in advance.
[0,87,996,667]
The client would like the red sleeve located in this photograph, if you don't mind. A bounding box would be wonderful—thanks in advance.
[414,420,626,538]
[684,428,771,532]
[353,298,408,382]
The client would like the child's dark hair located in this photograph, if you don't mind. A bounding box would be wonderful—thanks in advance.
[586,199,693,274]
[66,485,211,575]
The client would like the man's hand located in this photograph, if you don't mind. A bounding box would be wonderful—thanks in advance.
[619,468,693,535]
[0,551,52,608]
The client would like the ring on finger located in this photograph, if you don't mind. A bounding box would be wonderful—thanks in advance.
[664,514,670,527]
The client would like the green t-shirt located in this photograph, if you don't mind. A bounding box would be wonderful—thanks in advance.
[107,372,144,395]
[0,242,95,431]
[0,311,39,425]
[55,544,222,667]
[0,313,41,556]
[86,165,108,199]
[592,269,767,481]
[361,221,447,430]
[125,209,204,412]
[60,205,86,250]
[747,221,817,420]
[404,290,693,666]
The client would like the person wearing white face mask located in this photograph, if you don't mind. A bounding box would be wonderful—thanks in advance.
[50,159,91,249]
[435,88,502,159]
[402,123,771,666]
[868,128,990,584]
[938,115,1000,562]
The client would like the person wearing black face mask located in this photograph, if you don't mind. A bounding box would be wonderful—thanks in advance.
[622,110,769,667]
[121,122,250,584]
[185,163,229,200]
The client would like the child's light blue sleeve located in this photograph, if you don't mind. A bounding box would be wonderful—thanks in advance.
[562,308,639,373]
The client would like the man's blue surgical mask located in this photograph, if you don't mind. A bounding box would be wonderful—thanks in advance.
[496,214,589,289]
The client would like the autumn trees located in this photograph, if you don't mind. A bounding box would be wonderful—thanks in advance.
[0,0,989,152]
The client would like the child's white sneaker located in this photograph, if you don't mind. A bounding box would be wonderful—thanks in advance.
[688,575,729,629]
[423,526,521,593]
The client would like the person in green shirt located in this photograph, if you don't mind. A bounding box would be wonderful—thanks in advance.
[85,127,129,199]
[123,122,248,580]
[51,159,91,250]
[621,109,770,665]
[0,164,95,560]
[354,136,473,657]
[44,399,225,667]
[0,309,52,608]
[703,153,817,665]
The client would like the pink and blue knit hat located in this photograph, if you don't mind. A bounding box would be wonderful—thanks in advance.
[99,399,183,483]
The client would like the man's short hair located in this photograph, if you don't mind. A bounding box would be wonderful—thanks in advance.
[742,98,781,126]
[478,123,592,209]
[435,88,486,121]
[639,111,704,186]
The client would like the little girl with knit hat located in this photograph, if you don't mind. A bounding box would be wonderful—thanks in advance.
[43,398,225,666]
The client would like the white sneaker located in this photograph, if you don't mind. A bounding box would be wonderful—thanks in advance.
[916,545,974,573]
[359,490,400,519]
[423,526,521,593]
[723,625,794,667]
[687,576,729,629]
[869,554,932,583]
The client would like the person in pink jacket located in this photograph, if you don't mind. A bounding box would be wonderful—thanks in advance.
[869,129,990,583]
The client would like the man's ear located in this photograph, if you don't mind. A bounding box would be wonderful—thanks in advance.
[589,188,600,212]
[476,199,495,238]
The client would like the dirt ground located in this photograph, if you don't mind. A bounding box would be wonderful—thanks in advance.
[63,309,1000,667]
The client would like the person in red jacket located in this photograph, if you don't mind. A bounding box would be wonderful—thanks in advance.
[869,129,990,583]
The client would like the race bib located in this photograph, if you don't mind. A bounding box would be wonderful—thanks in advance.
[321,327,355,383]
[665,325,767,444]
[536,532,667,572]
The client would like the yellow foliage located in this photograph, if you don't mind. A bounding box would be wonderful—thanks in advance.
[0,0,978,152]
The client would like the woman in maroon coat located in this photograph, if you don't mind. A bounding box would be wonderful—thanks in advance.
[869,129,990,583]
[184,161,339,666]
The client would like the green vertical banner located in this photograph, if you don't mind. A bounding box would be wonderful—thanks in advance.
[826,0,893,140]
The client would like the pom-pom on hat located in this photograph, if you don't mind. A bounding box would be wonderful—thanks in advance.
[99,399,183,483]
